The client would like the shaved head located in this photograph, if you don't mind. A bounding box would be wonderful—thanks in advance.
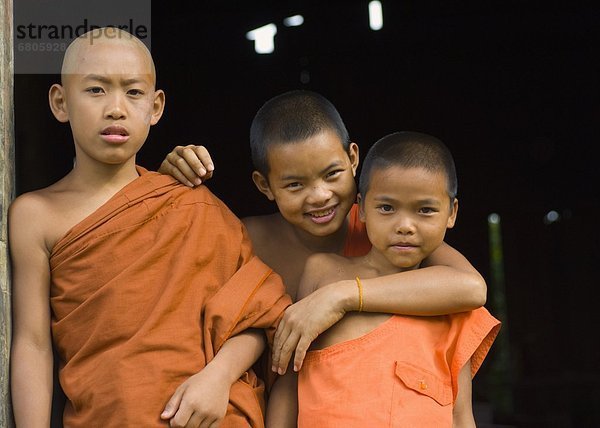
[48,26,165,160]
[61,27,156,86]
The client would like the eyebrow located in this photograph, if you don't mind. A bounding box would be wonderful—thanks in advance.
[280,161,344,181]
[82,74,147,86]
[373,196,442,205]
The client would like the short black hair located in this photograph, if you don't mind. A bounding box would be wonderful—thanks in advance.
[250,90,350,176]
[358,131,458,201]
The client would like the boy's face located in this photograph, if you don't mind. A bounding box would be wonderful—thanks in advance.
[253,130,359,238]
[359,165,458,271]
[49,36,164,166]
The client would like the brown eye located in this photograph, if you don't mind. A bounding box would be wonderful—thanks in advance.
[86,87,104,94]
[326,170,343,179]
[377,204,394,213]
[419,207,437,214]
[285,182,302,190]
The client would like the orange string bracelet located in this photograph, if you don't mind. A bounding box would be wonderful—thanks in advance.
[355,276,363,312]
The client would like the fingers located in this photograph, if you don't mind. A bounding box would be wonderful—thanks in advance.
[187,145,214,176]
[199,417,222,428]
[175,145,214,183]
[169,404,193,428]
[272,318,285,367]
[168,151,202,186]
[176,409,223,428]
[274,331,300,375]
[170,408,223,428]
[161,158,196,187]
[162,387,184,420]
[293,336,313,372]
[272,319,291,372]
[272,307,305,374]
[183,412,202,428]
[159,145,215,187]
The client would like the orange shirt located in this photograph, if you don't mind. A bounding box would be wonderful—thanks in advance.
[343,203,371,257]
[298,308,500,427]
[50,168,291,427]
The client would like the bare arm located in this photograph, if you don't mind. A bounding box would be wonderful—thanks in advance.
[350,242,486,315]
[9,196,54,427]
[272,255,346,373]
[266,261,321,426]
[266,370,298,428]
[161,329,266,427]
[346,241,486,315]
[273,242,487,373]
[157,144,214,187]
[453,359,476,428]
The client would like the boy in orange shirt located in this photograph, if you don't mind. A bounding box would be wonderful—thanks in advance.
[159,91,488,374]
[9,28,289,427]
[267,131,500,427]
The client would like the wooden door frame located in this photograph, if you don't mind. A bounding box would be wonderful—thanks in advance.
[1,0,15,425]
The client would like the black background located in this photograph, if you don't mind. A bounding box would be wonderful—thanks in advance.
[14,1,600,426]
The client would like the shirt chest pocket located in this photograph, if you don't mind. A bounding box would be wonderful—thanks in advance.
[390,361,453,427]
[394,360,453,405]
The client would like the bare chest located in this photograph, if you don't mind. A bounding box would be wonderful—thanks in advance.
[312,312,393,350]
[44,194,117,252]
[255,241,311,300]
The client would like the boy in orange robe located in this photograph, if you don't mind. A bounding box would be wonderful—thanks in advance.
[269,131,500,427]
[9,28,290,427]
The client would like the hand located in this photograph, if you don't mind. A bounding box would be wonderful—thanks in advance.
[161,364,230,428]
[271,282,351,374]
[158,145,215,187]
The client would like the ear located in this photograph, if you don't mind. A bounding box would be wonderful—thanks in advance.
[357,193,366,223]
[447,198,459,229]
[49,84,69,123]
[150,89,166,126]
[348,142,359,176]
[251,171,275,201]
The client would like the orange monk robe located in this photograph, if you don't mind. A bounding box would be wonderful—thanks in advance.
[298,308,500,427]
[50,167,292,427]
[343,203,371,257]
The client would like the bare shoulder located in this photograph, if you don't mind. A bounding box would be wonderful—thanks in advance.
[242,213,283,240]
[9,174,73,218]
[242,213,289,254]
[297,253,352,300]
[303,252,354,286]
[9,190,57,228]
[304,252,347,272]
[9,181,78,253]
[8,190,57,254]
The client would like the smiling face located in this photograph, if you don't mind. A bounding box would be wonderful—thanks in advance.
[359,165,458,272]
[252,130,359,238]
[49,29,165,168]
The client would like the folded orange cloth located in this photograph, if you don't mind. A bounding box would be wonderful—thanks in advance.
[50,167,291,427]
[342,203,371,257]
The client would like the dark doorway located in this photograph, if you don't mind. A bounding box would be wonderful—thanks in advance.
[14,2,600,426]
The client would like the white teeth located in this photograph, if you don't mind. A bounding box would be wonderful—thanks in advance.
[309,208,334,217]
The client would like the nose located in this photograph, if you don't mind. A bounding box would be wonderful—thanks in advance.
[394,215,415,235]
[306,184,333,206]
[105,92,127,120]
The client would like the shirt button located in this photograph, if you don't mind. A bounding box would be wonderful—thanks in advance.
[419,380,428,390]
